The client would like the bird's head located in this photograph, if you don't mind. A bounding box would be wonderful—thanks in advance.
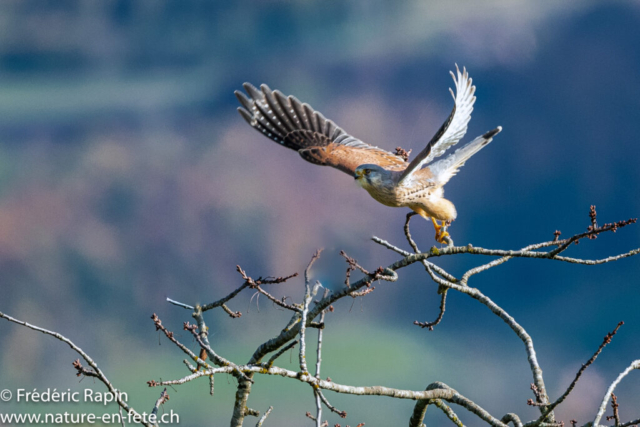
[354,164,390,188]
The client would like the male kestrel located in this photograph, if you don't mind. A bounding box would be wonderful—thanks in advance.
[235,66,501,244]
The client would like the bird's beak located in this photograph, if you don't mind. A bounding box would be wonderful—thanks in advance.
[354,170,363,180]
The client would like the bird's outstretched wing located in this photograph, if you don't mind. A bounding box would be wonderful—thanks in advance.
[398,65,476,184]
[235,83,406,175]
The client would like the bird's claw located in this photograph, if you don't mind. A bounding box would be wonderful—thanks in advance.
[431,218,452,245]
[435,229,450,245]
[437,230,450,244]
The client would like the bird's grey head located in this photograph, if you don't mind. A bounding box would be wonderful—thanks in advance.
[354,164,393,189]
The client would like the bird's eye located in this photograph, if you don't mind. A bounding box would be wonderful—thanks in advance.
[363,169,371,175]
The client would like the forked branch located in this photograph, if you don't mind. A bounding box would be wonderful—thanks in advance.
[1,207,638,427]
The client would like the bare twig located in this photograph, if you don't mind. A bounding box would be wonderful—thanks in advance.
[395,146,412,161]
[372,235,458,282]
[391,244,640,267]
[201,279,250,312]
[183,318,252,383]
[266,340,299,368]
[209,374,215,396]
[593,360,640,426]
[245,407,260,417]
[619,418,640,427]
[314,390,323,427]
[313,287,328,427]
[148,366,232,388]
[183,359,197,373]
[151,313,211,370]
[547,208,636,257]
[349,287,376,298]
[315,289,330,379]
[306,249,323,286]
[316,389,347,419]
[424,382,507,427]
[340,250,370,288]
[72,359,98,378]
[199,266,299,316]
[527,322,624,425]
[0,311,155,427]
[221,303,242,318]
[300,252,322,375]
[502,413,524,427]
[256,406,273,427]
[166,297,194,310]
[605,394,620,426]
[414,291,447,330]
[404,212,454,326]
[433,399,465,427]
[403,212,420,253]
[237,265,301,312]
[151,388,169,418]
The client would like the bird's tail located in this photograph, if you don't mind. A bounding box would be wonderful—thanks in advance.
[429,126,502,186]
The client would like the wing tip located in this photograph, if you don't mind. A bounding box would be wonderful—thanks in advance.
[482,126,502,139]
[237,107,255,125]
[242,82,262,99]
[235,89,251,107]
[260,83,273,95]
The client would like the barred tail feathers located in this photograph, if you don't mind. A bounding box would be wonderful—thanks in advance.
[429,126,502,186]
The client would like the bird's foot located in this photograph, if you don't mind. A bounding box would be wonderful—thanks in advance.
[431,218,451,245]
[437,229,450,244]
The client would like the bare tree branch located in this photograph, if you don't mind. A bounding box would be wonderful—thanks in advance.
[432,399,465,427]
[606,394,620,427]
[151,313,211,370]
[0,311,155,427]
[501,413,524,427]
[256,406,273,427]
[265,340,298,368]
[151,388,169,418]
[593,360,640,427]
[526,322,624,426]
[3,207,638,427]
[300,251,322,375]
[414,290,447,330]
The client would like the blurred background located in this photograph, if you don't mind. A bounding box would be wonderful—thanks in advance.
[1,1,639,425]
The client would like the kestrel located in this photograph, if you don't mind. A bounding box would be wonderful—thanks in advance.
[235,66,501,244]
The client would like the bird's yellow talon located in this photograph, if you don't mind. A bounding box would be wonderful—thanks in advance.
[430,218,451,244]
[438,231,450,244]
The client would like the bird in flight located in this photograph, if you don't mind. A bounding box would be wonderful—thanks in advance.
[235,66,501,244]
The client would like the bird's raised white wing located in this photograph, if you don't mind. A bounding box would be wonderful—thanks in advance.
[398,65,476,184]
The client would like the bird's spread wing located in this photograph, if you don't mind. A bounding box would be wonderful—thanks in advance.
[428,127,502,186]
[398,65,476,184]
[235,83,406,175]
